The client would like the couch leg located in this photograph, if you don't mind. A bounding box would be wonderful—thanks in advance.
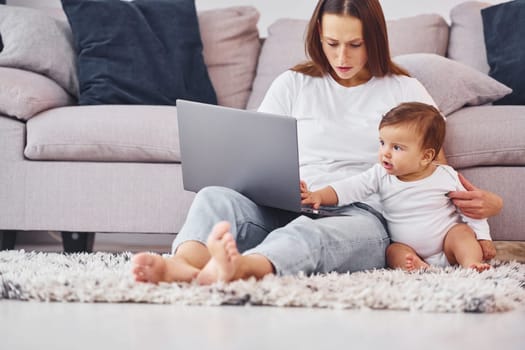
[61,232,95,253]
[0,230,17,250]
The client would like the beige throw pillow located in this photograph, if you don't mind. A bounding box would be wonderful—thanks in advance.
[199,6,261,109]
[0,67,74,120]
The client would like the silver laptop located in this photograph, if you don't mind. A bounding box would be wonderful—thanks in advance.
[177,99,319,214]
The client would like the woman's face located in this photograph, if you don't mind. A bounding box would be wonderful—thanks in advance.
[319,13,371,87]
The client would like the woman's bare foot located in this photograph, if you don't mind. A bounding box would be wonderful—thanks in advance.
[132,253,200,283]
[405,253,429,271]
[196,221,241,285]
[468,262,491,272]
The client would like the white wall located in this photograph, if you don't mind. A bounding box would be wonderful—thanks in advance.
[9,0,507,36]
[196,0,505,33]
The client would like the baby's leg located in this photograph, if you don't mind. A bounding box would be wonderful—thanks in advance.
[386,242,429,271]
[443,223,490,272]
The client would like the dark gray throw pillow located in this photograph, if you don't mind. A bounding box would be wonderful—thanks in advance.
[482,0,525,105]
[61,0,217,106]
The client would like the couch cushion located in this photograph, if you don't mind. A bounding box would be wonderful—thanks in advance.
[0,67,74,121]
[247,14,449,110]
[61,0,216,106]
[448,1,491,74]
[199,6,261,109]
[444,106,525,168]
[25,106,180,162]
[0,5,78,96]
[393,53,511,115]
[387,14,449,57]
[482,0,525,105]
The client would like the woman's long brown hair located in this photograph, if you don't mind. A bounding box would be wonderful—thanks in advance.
[292,0,408,77]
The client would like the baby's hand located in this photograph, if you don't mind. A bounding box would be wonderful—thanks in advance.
[300,180,309,194]
[300,181,322,209]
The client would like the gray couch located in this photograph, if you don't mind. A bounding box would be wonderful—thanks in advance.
[0,2,523,252]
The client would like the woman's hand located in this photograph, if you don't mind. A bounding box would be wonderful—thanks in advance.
[447,173,503,219]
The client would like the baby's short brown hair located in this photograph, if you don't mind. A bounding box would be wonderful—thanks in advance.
[379,102,445,160]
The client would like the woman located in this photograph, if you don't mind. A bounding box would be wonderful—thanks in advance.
[132,0,501,284]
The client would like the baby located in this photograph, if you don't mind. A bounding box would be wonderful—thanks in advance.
[301,102,492,271]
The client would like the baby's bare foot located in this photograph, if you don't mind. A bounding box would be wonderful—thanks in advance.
[405,253,429,271]
[132,253,199,283]
[197,221,241,285]
[469,262,491,272]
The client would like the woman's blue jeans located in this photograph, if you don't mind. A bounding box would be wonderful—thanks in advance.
[172,186,390,275]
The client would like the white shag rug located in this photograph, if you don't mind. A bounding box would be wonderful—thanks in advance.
[1,250,524,313]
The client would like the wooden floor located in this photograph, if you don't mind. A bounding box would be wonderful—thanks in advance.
[1,300,524,350]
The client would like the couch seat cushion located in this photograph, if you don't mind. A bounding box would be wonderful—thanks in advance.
[25,105,180,162]
[444,106,525,168]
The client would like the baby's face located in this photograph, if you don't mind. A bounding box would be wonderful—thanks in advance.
[378,125,430,181]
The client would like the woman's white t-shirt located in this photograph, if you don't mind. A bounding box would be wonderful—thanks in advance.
[258,70,436,211]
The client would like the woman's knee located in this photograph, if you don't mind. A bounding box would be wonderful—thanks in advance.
[194,186,240,203]
[192,186,247,214]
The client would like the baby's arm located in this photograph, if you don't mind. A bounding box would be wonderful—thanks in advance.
[301,165,382,209]
[301,185,338,209]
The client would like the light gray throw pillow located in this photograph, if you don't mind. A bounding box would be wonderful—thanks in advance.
[393,53,512,115]
[0,6,78,96]
[0,67,74,120]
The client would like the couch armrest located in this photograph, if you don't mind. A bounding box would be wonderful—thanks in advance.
[0,115,25,161]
